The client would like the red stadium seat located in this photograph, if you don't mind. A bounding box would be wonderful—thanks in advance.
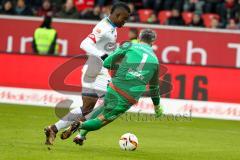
[158,10,172,24]
[74,0,94,12]
[138,9,153,23]
[182,12,194,25]
[202,13,220,28]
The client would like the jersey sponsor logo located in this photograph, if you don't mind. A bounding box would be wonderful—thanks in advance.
[88,33,96,43]
[104,42,117,52]
[128,68,144,80]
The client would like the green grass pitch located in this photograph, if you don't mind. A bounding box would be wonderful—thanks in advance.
[0,103,240,160]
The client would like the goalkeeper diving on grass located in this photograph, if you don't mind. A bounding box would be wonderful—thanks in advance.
[61,29,163,143]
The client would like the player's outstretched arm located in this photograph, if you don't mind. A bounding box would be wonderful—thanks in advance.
[103,46,127,69]
[149,65,163,117]
[80,24,109,58]
[80,37,105,58]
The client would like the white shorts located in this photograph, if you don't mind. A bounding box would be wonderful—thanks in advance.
[81,56,111,97]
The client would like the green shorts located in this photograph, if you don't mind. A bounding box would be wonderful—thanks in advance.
[101,87,131,121]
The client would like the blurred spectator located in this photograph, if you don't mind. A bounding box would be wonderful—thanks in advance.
[0,0,15,15]
[128,3,139,22]
[96,0,106,7]
[80,4,111,20]
[189,13,204,27]
[238,20,240,29]
[128,28,139,43]
[235,0,240,19]
[226,18,238,29]
[15,0,33,16]
[203,0,224,13]
[183,0,205,14]
[147,13,159,24]
[142,0,163,12]
[80,5,101,20]
[32,16,58,55]
[163,0,184,11]
[0,0,238,30]
[51,0,65,12]
[210,16,221,28]
[216,0,237,27]
[167,9,184,26]
[100,5,111,19]
[26,0,42,9]
[36,0,53,17]
[55,0,79,19]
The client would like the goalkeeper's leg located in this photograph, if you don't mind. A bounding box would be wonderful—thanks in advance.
[75,88,132,134]
[73,103,105,145]
[62,88,133,144]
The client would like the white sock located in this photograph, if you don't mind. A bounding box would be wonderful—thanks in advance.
[75,134,86,140]
[55,120,72,131]
[55,107,82,131]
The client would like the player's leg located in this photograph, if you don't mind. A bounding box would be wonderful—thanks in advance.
[60,94,98,140]
[81,94,99,115]
[73,103,105,145]
[64,87,131,137]
[44,89,98,145]
[72,73,109,144]
[44,106,83,145]
[80,87,133,131]
[44,58,103,145]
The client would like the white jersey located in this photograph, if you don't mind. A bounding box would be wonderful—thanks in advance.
[81,17,117,57]
[80,17,117,97]
[89,18,117,55]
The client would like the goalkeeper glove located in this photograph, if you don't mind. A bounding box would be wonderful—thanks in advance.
[100,54,108,61]
[154,104,164,118]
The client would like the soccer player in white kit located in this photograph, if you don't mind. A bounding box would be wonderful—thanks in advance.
[44,2,130,145]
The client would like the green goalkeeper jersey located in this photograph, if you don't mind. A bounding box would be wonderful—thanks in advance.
[103,42,160,105]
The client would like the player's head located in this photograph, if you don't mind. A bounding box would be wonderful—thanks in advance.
[139,29,157,46]
[40,16,52,28]
[109,2,131,28]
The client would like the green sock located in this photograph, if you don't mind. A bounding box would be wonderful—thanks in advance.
[79,103,105,137]
[85,104,105,120]
[79,130,88,137]
[80,118,103,131]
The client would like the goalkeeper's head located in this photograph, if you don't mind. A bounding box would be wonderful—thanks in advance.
[139,29,157,46]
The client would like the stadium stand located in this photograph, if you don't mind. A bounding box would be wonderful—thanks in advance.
[0,0,239,29]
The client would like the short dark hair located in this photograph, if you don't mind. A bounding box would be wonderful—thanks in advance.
[40,16,52,28]
[111,2,131,14]
[139,29,157,44]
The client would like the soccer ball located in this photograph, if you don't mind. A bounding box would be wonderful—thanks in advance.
[119,133,138,151]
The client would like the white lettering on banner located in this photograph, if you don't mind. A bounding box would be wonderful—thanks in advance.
[1,15,240,67]
[57,39,68,56]
[162,46,180,63]
[0,87,84,108]
[182,104,240,117]
[0,90,66,104]
[161,41,207,65]
[1,86,240,121]
[228,43,240,68]
[186,40,207,65]
[6,36,13,52]
[20,37,32,53]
